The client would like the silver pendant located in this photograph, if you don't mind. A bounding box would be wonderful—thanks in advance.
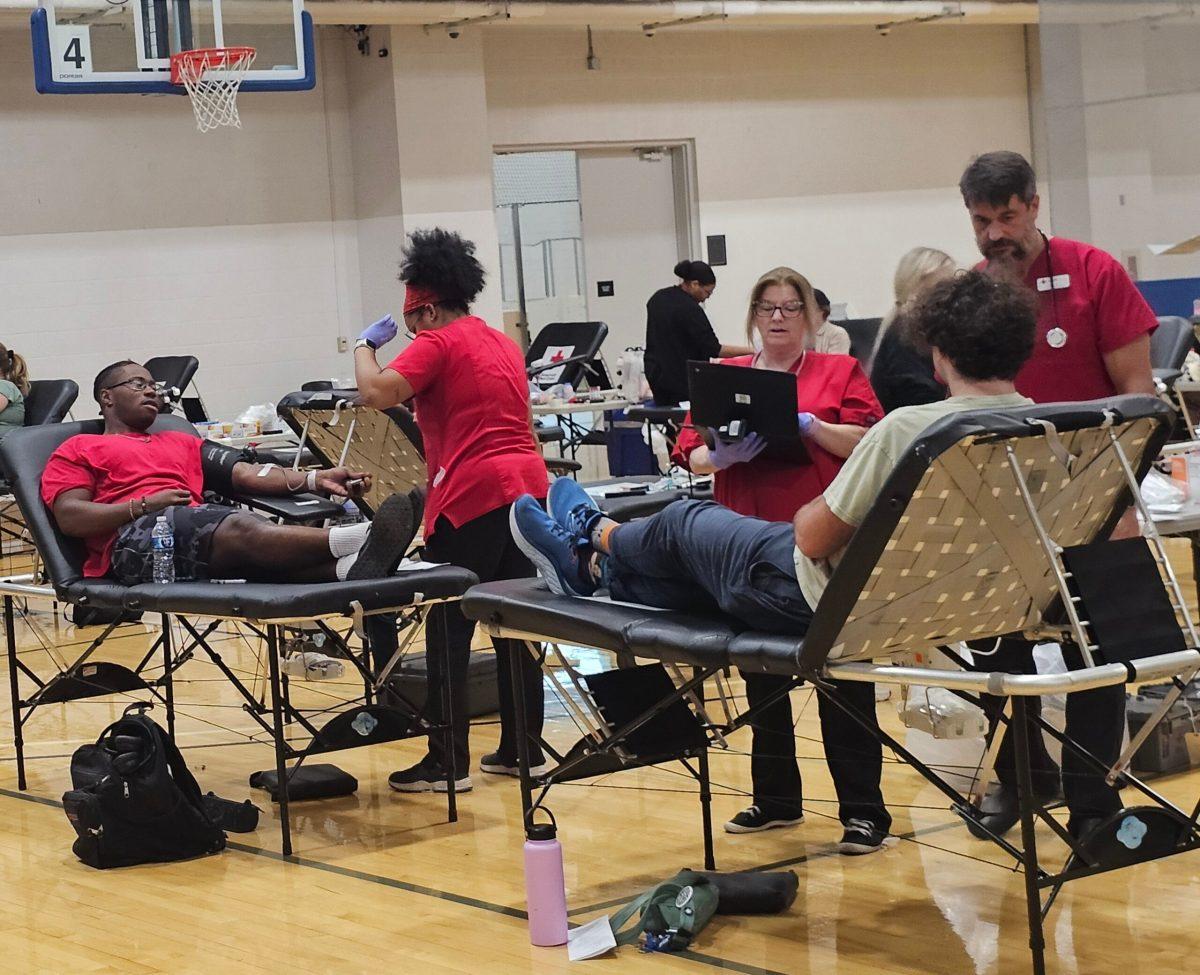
[1046,326,1067,349]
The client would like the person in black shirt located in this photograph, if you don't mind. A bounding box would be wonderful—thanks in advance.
[869,247,956,413]
[644,260,751,405]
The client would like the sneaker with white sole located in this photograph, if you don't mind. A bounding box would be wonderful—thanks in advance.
[837,818,888,855]
[723,804,804,834]
[548,476,604,544]
[509,495,598,597]
[479,751,549,778]
[388,761,472,794]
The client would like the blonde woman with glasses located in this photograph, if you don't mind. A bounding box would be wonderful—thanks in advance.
[671,266,891,850]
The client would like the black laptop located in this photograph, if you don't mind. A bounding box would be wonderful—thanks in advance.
[686,361,809,464]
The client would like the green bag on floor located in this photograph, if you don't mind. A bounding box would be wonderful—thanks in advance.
[609,870,720,952]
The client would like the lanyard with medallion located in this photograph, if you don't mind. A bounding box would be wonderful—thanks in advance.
[1036,232,1069,349]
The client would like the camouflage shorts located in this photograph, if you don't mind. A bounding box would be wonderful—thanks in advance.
[111,503,236,585]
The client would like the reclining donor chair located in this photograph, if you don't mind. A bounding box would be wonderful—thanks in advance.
[463,395,1200,975]
[0,378,79,566]
[0,413,477,855]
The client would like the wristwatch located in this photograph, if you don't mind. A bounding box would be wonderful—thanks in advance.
[355,338,376,351]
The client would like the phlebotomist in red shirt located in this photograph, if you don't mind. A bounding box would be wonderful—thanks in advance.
[672,266,892,852]
[354,228,550,796]
[961,150,1158,842]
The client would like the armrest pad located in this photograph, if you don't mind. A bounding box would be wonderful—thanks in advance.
[239,493,346,522]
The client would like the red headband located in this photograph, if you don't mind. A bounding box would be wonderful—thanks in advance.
[403,284,442,315]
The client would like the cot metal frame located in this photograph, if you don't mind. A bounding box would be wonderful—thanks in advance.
[464,398,1200,975]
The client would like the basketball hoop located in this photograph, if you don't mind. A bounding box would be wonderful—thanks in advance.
[170,47,257,132]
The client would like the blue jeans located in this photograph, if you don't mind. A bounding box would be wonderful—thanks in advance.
[604,500,812,633]
[603,499,891,830]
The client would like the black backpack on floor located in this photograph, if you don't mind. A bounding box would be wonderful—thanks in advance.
[62,703,226,869]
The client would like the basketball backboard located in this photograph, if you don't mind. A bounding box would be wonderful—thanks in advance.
[31,0,314,94]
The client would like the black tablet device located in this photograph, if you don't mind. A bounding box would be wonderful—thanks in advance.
[686,361,809,464]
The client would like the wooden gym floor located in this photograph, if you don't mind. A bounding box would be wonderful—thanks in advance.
[1,542,1198,975]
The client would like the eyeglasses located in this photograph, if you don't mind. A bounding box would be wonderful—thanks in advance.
[103,377,159,393]
[752,300,805,319]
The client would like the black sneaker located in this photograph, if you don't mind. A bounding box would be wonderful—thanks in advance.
[965,782,1064,840]
[388,761,472,794]
[347,493,416,580]
[1067,814,1105,842]
[479,751,549,778]
[723,805,804,834]
[837,818,888,855]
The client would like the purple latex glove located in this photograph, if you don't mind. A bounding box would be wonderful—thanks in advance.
[797,412,818,437]
[710,432,766,470]
[358,314,398,349]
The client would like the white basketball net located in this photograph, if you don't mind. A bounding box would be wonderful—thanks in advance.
[171,47,257,133]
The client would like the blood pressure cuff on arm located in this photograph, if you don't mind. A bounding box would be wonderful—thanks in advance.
[199,439,256,496]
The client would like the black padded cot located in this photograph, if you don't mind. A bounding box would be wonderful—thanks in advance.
[0,414,477,855]
[463,395,1200,975]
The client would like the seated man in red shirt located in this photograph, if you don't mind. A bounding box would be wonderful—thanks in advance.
[42,360,415,585]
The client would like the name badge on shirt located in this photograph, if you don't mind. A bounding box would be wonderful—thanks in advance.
[1036,274,1071,292]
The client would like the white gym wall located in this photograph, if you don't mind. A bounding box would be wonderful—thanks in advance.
[484,26,1032,343]
[1,20,1032,419]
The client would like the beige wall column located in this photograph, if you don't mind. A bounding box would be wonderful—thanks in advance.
[390,28,503,326]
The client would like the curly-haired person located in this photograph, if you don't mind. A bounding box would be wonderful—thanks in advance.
[352,228,549,795]
[508,270,1038,854]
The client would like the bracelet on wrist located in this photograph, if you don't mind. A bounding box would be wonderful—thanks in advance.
[306,470,318,493]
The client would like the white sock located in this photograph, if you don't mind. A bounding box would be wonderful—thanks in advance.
[335,552,358,581]
[329,522,370,558]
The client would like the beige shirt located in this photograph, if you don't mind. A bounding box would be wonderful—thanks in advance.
[814,320,852,355]
[793,392,1033,608]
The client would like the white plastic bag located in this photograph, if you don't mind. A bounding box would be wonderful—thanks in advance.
[896,645,988,740]
[1141,467,1187,515]
[614,347,650,402]
[1032,642,1068,713]
[641,423,672,472]
[237,402,281,435]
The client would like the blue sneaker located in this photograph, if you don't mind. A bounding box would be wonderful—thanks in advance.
[509,495,597,597]
[548,476,604,544]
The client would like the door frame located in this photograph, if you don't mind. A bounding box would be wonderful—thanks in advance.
[493,139,703,262]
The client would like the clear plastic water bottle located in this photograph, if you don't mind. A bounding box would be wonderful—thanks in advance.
[150,515,175,584]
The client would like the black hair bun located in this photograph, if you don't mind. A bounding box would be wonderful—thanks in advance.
[673,259,716,286]
[399,228,486,307]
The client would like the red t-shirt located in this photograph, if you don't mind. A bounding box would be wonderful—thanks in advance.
[672,352,882,522]
[41,431,205,577]
[979,236,1157,403]
[386,316,548,537]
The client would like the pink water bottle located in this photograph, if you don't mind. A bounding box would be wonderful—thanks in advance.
[523,808,568,946]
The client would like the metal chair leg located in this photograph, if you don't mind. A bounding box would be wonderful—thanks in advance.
[5,595,26,790]
[439,623,457,824]
[1012,697,1048,975]
[265,625,293,856]
[160,613,175,739]
[511,640,536,828]
[693,666,715,870]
